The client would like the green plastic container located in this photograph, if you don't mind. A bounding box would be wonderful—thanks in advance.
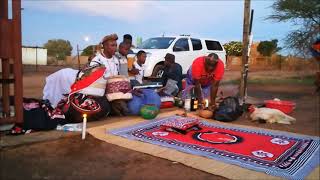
[140,105,159,120]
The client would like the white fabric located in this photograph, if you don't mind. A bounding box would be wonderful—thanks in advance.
[131,61,145,84]
[43,68,78,108]
[164,79,179,95]
[90,53,118,78]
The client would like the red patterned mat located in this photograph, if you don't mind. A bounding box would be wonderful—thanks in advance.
[110,116,320,179]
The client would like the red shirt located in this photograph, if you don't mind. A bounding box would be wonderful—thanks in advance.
[191,56,224,86]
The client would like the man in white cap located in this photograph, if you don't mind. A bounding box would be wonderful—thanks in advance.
[90,34,119,78]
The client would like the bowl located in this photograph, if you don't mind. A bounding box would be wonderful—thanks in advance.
[198,109,213,119]
[264,100,296,114]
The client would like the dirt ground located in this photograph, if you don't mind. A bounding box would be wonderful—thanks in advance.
[1,69,319,179]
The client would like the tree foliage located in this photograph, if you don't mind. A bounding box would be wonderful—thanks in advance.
[81,45,95,56]
[43,39,72,60]
[257,39,281,57]
[223,41,243,56]
[267,0,320,56]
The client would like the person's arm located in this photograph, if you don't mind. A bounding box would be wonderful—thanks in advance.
[209,80,220,111]
[129,65,139,75]
[194,79,203,105]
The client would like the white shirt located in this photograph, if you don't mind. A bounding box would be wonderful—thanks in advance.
[132,61,145,84]
[90,53,118,78]
[115,52,129,76]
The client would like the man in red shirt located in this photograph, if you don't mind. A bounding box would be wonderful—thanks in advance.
[185,53,224,110]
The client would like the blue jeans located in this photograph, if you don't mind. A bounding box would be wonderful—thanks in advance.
[182,68,211,100]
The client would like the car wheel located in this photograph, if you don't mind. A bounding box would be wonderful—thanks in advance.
[152,65,164,78]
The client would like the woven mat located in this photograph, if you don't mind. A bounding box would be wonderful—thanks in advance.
[87,110,319,180]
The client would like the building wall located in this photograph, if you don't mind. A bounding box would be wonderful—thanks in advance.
[22,47,47,65]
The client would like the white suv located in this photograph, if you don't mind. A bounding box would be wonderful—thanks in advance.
[132,35,226,77]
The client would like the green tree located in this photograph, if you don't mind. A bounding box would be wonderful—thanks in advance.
[267,0,320,56]
[81,45,95,56]
[257,39,281,56]
[44,39,72,60]
[223,41,243,56]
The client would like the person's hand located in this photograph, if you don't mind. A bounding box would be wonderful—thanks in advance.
[208,104,217,112]
[197,101,205,110]
[130,68,140,75]
[157,88,167,96]
[132,89,143,97]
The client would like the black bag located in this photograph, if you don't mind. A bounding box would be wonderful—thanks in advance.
[23,98,60,130]
[214,97,243,122]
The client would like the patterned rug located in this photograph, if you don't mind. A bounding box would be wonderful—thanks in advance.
[110,116,320,179]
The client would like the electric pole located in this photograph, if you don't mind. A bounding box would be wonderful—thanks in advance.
[239,0,251,104]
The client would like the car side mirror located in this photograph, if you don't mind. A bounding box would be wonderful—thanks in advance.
[173,46,184,52]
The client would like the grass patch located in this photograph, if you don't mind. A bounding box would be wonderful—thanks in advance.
[222,76,315,85]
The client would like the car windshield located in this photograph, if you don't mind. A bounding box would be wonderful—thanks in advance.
[138,37,175,49]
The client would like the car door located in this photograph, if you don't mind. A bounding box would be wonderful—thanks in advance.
[189,38,204,66]
[172,38,192,74]
[203,40,226,65]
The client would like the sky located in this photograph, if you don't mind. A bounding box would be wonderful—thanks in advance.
[20,0,294,55]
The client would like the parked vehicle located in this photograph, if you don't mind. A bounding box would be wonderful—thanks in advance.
[132,35,226,77]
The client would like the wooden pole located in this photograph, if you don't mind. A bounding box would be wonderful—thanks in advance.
[239,0,251,104]
[77,44,80,70]
[12,0,23,123]
[1,0,10,118]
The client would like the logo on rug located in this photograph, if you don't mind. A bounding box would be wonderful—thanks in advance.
[270,138,290,145]
[193,131,242,144]
[252,150,274,158]
[152,131,169,136]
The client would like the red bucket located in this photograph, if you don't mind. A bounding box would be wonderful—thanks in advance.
[264,100,296,114]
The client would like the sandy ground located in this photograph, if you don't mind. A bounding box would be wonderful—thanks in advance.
[0,69,319,179]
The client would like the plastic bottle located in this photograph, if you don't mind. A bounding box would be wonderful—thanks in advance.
[184,91,191,111]
[56,123,83,132]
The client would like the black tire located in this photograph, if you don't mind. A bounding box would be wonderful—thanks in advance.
[151,64,165,78]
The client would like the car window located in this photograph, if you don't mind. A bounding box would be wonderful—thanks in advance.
[191,38,202,51]
[205,40,223,51]
[138,37,175,49]
[173,38,190,52]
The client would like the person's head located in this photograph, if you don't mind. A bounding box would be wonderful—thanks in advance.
[101,33,118,58]
[123,34,133,47]
[136,50,146,65]
[118,42,130,56]
[164,53,175,67]
[204,53,219,72]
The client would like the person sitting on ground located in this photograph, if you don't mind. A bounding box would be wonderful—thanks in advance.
[123,34,134,54]
[184,53,224,111]
[130,50,146,85]
[90,34,119,78]
[115,42,130,76]
[159,53,183,96]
